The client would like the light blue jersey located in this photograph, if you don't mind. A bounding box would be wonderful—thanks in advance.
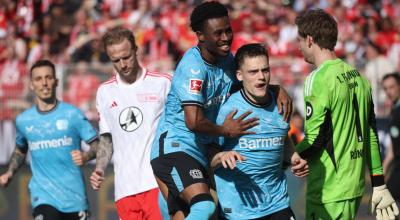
[15,101,97,212]
[151,46,237,167]
[215,89,290,219]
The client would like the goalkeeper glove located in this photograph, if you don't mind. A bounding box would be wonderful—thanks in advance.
[369,184,399,220]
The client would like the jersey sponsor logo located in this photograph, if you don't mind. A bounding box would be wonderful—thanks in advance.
[26,125,34,133]
[239,136,285,149]
[390,126,399,138]
[189,169,203,179]
[56,119,68,130]
[350,149,363,160]
[29,136,73,150]
[137,93,160,102]
[189,79,203,94]
[306,102,313,120]
[190,68,200,75]
[119,106,143,132]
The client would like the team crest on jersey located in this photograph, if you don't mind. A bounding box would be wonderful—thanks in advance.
[119,106,143,132]
[390,126,399,138]
[306,102,313,120]
[137,93,160,102]
[56,120,68,130]
[189,79,203,94]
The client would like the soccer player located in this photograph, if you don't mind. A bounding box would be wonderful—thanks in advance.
[211,43,308,220]
[0,60,98,220]
[150,2,292,219]
[294,9,399,220]
[382,72,400,201]
[89,27,170,219]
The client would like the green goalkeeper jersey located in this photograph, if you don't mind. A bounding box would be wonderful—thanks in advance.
[296,58,383,204]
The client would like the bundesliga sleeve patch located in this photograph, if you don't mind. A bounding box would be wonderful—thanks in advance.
[189,79,203,94]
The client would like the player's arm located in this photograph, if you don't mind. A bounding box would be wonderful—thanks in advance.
[366,96,399,219]
[0,146,27,187]
[270,85,293,121]
[71,138,100,166]
[90,133,113,190]
[366,99,384,186]
[295,78,330,160]
[283,136,308,177]
[184,105,258,138]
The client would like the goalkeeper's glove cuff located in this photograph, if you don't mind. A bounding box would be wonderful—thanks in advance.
[371,174,385,187]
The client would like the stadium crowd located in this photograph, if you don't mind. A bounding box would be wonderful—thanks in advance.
[0,0,399,161]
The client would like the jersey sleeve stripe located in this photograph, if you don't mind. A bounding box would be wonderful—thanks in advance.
[145,71,172,81]
[181,101,204,107]
[102,75,117,85]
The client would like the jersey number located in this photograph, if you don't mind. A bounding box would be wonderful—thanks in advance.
[353,94,363,142]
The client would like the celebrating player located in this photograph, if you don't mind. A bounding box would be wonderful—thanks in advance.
[150,1,292,219]
[295,9,399,220]
[211,43,308,220]
[0,60,98,220]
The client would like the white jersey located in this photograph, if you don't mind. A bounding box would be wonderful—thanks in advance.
[96,68,171,201]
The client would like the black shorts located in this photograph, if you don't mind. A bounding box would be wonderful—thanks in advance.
[33,204,90,220]
[151,152,209,215]
[219,207,295,220]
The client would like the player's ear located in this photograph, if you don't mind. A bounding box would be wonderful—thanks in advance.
[306,35,313,48]
[196,31,205,43]
[29,81,34,91]
[236,70,243,82]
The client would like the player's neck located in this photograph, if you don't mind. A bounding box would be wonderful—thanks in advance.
[243,89,270,106]
[36,97,57,112]
[120,67,142,84]
[199,46,218,64]
[314,49,337,67]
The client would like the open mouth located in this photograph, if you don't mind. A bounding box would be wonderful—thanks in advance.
[255,83,266,89]
[219,44,230,52]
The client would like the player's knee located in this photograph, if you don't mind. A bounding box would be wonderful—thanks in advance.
[186,193,216,220]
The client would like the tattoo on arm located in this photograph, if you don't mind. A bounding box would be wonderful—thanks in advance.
[84,139,99,162]
[8,147,27,175]
[96,133,113,171]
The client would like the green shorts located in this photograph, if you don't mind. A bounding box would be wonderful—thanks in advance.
[305,197,362,220]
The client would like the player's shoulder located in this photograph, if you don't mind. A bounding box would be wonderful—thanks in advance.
[176,47,203,70]
[16,106,36,123]
[220,91,243,111]
[143,69,172,82]
[58,101,85,116]
[99,75,117,89]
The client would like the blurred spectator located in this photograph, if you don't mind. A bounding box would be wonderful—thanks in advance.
[0,40,29,164]
[364,39,396,116]
[142,23,179,73]
[63,61,99,119]
[381,72,400,201]
[288,111,304,145]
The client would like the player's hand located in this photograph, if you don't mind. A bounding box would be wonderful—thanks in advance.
[222,110,259,138]
[219,151,246,169]
[275,86,293,122]
[90,169,105,190]
[369,184,399,220]
[71,150,86,166]
[290,153,308,178]
[0,171,13,188]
